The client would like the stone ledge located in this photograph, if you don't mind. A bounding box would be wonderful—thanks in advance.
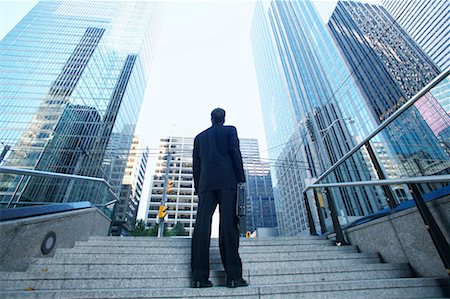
[0,207,110,271]
[343,196,449,278]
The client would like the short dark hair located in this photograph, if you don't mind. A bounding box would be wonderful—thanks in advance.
[211,108,225,124]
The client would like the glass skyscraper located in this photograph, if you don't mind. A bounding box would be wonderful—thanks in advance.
[252,0,449,236]
[381,0,449,71]
[240,138,277,233]
[112,135,148,236]
[251,2,305,235]
[0,1,161,204]
[251,1,383,235]
[328,1,449,178]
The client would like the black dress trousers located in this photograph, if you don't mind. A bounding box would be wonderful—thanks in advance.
[191,188,242,282]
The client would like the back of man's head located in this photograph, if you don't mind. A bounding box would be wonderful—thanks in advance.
[211,108,225,125]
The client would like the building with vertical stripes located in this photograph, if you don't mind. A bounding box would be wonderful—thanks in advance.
[146,136,276,236]
[0,1,161,205]
[146,137,196,236]
[328,1,449,178]
[240,138,277,233]
[251,1,382,236]
[112,136,148,236]
[381,0,449,71]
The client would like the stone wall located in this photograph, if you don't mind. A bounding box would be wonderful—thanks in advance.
[343,196,449,278]
[0,207,110,271]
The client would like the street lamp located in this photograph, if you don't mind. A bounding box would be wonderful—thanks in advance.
[312,116,354,240]
[318,117,354,140]
[317,117,355,169]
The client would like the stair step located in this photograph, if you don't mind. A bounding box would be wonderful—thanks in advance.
[28,256,381,272]
[255,278,450,298]
[62,244,352,254]
[0,278,448,298]
[0,264,413,291]
[89,236,325,241]
[77,238,333,247]
[1,263,410,280]
[45,250,367,264]
[32,252,379,265]
[3,235,446,298]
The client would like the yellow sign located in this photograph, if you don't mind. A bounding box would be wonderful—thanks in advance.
[166,180,173,193]
[317,191,325,208]
[245,231,251,238]
[158,205,168,219]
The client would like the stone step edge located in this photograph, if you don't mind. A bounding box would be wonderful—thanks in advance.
[56,245,358,254]
[49,250,361,259]
[1,263,411,279]
[75,242,335,248]
[30,260,382,269]
[81,238,334,245]
[32,254,380,265]
[88,236,330,242]
[0,271,416,291]
[37,251,379,259]
[0,278,446,297]
[65,244,352,251]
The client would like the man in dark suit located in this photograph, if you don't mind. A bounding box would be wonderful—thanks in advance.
[191,108,248,289]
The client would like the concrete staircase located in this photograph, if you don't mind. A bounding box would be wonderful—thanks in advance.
[1,236,449,298]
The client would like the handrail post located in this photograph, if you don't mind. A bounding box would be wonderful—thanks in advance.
[324,187,348,246]
[6,175,26,208]
[303,192,317,235]
[108,200,119,236]
[365,142,397,209]
[408,183,450,276]
[313,189,327,234]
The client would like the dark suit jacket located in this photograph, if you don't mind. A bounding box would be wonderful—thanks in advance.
[193,124,245,193]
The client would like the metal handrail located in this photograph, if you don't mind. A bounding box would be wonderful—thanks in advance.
[304,175,450,190]
[1,198,118,210]
[303,173,450,276]
[0,166,120,204]
[307,67,450,189]
[299,70,450,275]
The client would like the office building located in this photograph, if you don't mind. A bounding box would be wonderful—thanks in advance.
[328,1,449,178]
[0,1,161,205]
[146,136,276,236]
[112,136,148,236]
[240,139,277,233]
[251,1,382,235]
[381,0,449,71]
[146,137,196,236]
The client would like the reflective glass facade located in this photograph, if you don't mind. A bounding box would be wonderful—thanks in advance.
[0,1,161,204]
[112,136,148,236]
[252,1,383,235]
[251,2,304,235]
[328,1,449,179]
[318,71,450,217]
[240,138,277,233]
[252,1,449,236]
[382,0,450,71]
